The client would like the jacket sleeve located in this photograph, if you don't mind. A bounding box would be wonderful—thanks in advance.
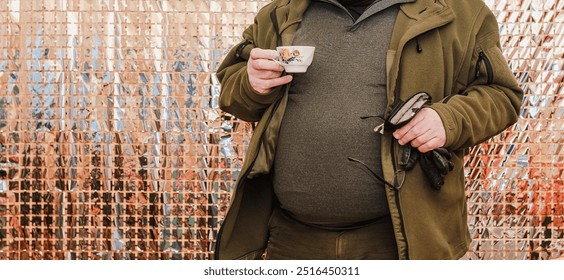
[431,5,523,151]
[216,7,285,122]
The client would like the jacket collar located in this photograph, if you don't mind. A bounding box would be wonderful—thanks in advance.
[391,0,455,51]
[400,0,452,20]
[278,0,454,46]
[277,0,310,45]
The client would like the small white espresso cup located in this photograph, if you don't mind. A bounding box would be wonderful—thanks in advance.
[275,46,315,73]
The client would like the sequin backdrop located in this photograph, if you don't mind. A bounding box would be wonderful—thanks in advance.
[0,0,561,260]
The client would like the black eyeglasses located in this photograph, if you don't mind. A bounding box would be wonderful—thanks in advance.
[347,156,398,189]
[360,92,432,134]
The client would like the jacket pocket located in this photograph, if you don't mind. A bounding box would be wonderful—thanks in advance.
[472,43,520,89]
[475,49,494,84]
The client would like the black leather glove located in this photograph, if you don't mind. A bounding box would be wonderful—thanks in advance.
[419,148,454,190]
[399,146,453,191]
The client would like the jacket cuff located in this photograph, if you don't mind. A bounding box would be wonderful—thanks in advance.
[242,72,282,105]
[429,103,458,148]
[236,40,254,61]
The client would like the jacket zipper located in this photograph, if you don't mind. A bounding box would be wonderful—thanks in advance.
[475,50,494,84]
[388,21,457,262]
[394,188,409,259]
[270,8,283,46]
[390,140,409,259]
[214,94,285,259]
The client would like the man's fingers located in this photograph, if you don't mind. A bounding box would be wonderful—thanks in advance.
[268,75,293,88]
[250,48,278,61]
[393,115,424,145]
[250,48,284,71]
[409,129,433,148]
[417,137,443,153]
[247,47,290,94]
[250,58,285,72]
[249,67,285,80]
[393,108,446,150]
[249,74,292,94]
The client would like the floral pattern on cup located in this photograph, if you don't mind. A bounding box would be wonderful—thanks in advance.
[279,48,302,64]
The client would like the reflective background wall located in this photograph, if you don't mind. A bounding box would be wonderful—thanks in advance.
[0,0,562,260]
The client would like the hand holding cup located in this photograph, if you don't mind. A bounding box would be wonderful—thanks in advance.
[247,48,293,95]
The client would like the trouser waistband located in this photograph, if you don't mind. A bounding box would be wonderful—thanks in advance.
[277,207,392,232]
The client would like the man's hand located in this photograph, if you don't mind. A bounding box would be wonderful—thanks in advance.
[392,108,446,153]
[247,48,293,94]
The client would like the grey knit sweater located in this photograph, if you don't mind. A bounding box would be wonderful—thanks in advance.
[273,0,412,227]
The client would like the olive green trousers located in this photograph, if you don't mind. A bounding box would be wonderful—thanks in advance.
[264,207,399,260]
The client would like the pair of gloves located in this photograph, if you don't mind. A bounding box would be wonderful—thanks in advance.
[384,92,454,191]
[399,146,454,190]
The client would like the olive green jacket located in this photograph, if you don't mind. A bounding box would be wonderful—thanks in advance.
[215,0,523,260]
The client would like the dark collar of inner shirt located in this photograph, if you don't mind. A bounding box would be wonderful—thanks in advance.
[316,0,414,22]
